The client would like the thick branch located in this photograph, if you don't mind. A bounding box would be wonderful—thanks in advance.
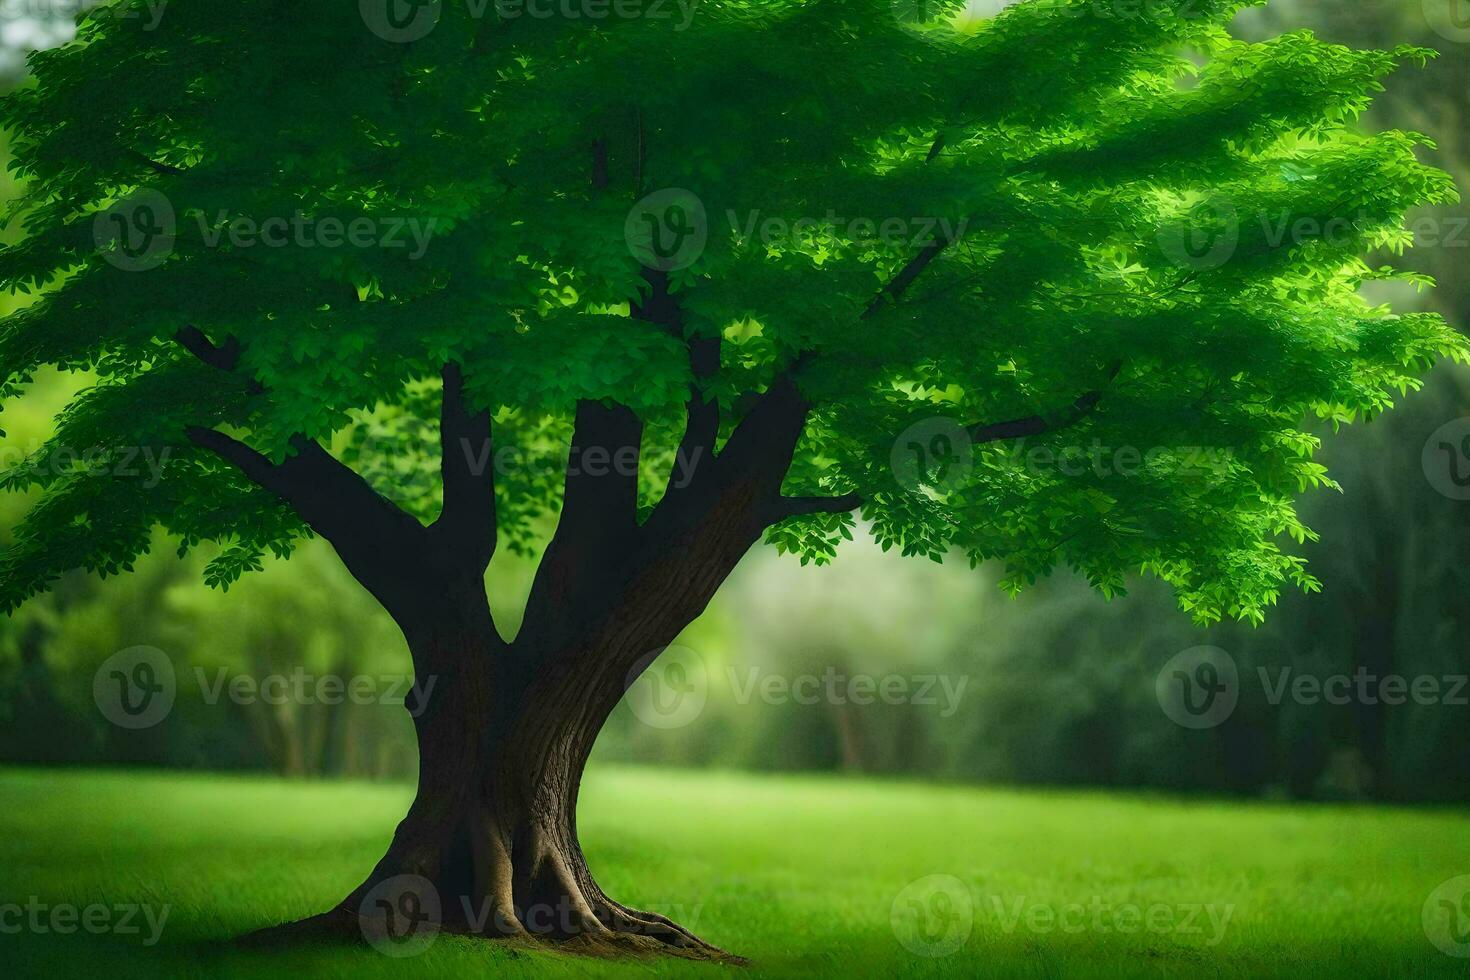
[705,370,811,510]
[176,330,451,618]
[970,360,1124,445]
[592,138,609,190]
[185,428,431,608]
[128,149,184,176]
[770,493,863,522]
[430,362,496,564]
[861,236,954,320]
[633,269,719,464]
[176,325,241,372]
[861,134,955,320]
[175,325,264,394]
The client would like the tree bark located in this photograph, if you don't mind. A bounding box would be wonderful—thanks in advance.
[244,502,762,959]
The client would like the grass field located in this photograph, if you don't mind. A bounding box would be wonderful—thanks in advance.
[0,766,1467,977]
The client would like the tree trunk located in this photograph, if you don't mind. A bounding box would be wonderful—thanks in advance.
[233,364,818,962]
[244,563,741,960]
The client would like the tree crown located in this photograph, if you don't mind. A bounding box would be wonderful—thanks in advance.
[0,0,1462,624]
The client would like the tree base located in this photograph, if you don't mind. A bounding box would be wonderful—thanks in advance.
[234,903,746,965]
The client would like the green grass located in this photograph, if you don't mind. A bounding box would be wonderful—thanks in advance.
[1,766,1467,977]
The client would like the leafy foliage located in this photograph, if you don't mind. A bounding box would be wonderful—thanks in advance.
[0,0,1461,623]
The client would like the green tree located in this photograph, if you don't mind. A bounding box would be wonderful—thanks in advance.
[0,0,1462,956]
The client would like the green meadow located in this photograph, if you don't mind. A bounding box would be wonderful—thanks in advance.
[1,766,1466,978]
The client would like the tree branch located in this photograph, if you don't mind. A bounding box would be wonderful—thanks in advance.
[185,428,429,607]
[176,325,241,372]
[633,268,720,465]
[430,362,496,564]
[770,492,863,522]
[175,330,446,614]
[592,137,609,190]
[970,360,1124,445]
[128,149,184,176]
[861,235,956,320]
[560,399,644,535]
[861,133,956,320]
[175,326,264,394]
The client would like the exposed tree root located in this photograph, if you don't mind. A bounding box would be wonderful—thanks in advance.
[235,903,744,964]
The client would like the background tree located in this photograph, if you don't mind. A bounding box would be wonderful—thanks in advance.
[0,0,1461,957]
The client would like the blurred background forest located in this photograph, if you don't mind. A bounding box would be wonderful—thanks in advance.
[0,0,1467,803]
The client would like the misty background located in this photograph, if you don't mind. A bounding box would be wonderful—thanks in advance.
[1,0,1467,803]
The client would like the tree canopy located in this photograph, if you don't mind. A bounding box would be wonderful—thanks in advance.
[0,0,1461,625]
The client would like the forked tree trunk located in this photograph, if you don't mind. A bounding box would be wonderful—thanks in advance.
[249,485,769,960]
[232,360,821,961]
